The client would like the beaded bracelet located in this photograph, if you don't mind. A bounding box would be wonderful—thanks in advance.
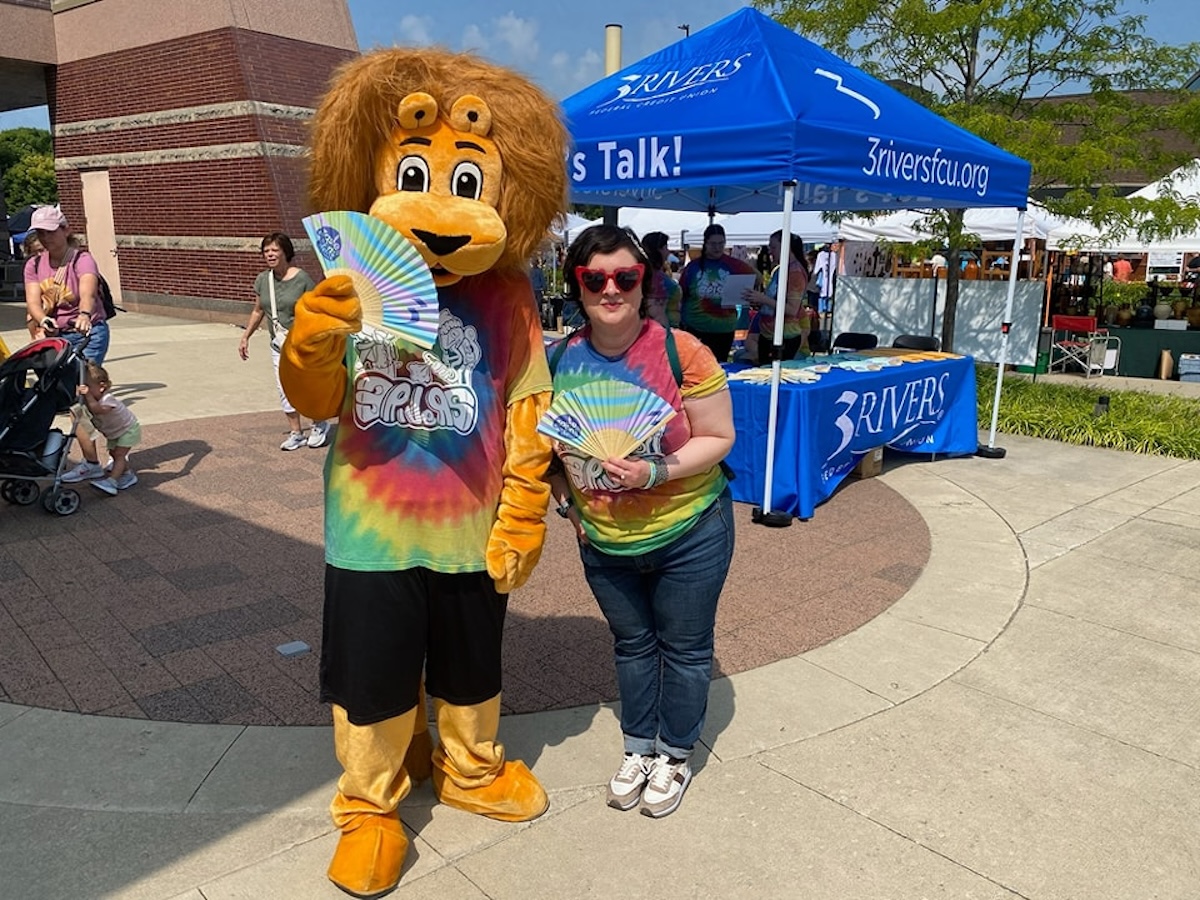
[644,459,669,489]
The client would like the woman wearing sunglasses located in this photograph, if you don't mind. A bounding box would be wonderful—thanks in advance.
[545,224,736,819]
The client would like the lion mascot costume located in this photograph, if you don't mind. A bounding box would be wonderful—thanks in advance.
[280,48,567,897]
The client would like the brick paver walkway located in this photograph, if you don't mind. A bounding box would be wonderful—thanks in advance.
[0,411,928,725]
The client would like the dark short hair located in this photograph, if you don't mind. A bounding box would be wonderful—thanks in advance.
[261,231,295,261]
[563,224,652,316]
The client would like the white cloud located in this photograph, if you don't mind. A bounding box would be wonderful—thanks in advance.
[460,14,539,68]
[547,47,603,98]
[461,23,489,53]
[493,13,539,66]
[396,14,434,45]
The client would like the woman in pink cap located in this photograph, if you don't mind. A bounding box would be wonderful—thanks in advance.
[23,204,110,364]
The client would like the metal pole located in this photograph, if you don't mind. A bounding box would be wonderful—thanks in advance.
[978,208,1026,459]
[601,25,622,228]
[752,182,795,527]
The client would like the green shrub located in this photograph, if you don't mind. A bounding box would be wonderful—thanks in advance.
[976,365,1200,459]
[1096,281,1150,308]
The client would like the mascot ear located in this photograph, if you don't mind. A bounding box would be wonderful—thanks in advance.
[449,95,492,137]
[396,92,440,130]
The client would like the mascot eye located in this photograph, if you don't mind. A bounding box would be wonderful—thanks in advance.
[397,156,430,192]
[451,161,484,200]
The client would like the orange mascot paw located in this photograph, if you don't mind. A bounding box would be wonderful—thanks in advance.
[278,274,362,421]
[327,812,407,899]
[486,392,552,593]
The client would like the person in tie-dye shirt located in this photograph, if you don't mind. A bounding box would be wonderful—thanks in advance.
[678,223,756,363]
[545,224,735,820]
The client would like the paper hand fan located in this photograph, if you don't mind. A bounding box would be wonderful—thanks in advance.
[538,381,676,460]
[302,210,439,348]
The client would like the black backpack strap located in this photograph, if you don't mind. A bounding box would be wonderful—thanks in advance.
[548,332,573,377]
[664,325,683,387]
[552,325,681,387]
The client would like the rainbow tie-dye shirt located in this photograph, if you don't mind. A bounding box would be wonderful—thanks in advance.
[549,320,728,555]
[679,254,756,333]
[323,272,550,572]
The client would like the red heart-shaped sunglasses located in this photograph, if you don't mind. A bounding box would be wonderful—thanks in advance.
[574,264,645,294]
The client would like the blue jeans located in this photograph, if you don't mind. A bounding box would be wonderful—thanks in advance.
[64,320,110,366]
[579,489,734,760]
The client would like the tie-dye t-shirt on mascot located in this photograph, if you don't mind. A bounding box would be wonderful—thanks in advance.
[278,49,567,898]
[550,320,729,555]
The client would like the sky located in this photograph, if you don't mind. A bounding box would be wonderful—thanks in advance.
[1,0,1197,130]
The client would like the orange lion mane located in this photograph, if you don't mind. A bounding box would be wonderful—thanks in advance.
[308,47,568,272]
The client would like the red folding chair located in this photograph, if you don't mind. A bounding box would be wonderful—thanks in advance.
[1049,315,1121,378]
[1049,315,1100,376]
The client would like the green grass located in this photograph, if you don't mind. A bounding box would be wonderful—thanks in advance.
[976,365,1200,459]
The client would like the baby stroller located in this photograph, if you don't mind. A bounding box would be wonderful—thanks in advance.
[0,337,85,516]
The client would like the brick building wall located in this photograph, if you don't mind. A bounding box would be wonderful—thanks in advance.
[53,26,356,320]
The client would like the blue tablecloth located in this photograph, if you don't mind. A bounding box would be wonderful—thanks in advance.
[725,355,979,519]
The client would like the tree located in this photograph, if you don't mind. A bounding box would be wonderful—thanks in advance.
[4,152,58,209]
[0,127,51,173]
[754,0,1200,350]
[0,127,57,217]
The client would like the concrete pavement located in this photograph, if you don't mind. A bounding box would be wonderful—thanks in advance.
[2,309,1199,899]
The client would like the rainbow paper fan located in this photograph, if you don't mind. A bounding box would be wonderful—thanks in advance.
[302,210,439,348]
[538,381,676,460]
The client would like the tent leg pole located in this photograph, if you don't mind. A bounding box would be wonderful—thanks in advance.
[977,208,1026,460]
[753,183,796,527]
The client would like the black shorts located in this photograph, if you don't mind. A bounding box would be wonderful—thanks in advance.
[319,566,508,725]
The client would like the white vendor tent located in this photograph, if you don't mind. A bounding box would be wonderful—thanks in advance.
[1047,159,1200,253]
[839,203,1057,243]
[688,210,840,246]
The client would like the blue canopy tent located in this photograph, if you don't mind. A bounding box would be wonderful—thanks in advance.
[561,6,1033,523]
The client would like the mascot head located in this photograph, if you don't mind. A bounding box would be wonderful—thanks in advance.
[309,48,569,288]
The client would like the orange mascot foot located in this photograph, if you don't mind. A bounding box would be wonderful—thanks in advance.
[327,813,407,899]
[432,758,549,822]
[429,695,548,822]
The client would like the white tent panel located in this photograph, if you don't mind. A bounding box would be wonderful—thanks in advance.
[840,204,1055,243]
[1046,159,1200,252]
[682,210,839,247]
[585,208,713,245]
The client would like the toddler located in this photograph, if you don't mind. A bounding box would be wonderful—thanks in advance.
[62,362,141,494]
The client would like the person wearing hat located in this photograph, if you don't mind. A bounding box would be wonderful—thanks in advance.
[23,205,110,364]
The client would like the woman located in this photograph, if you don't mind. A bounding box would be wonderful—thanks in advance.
[639,231,682,328]
[742,230,815,364]
[237,232,329,450]
[546,224,736,819]
[23,205,110,364]
[678,223,756,362]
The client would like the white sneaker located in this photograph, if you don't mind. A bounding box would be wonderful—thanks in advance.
[638,754,692,819]
[280,431,306,451]
[91,477,119,496]
[62,460,105,483]
[114,471,138,490]
[606,753,653,811]
[307,421,330,448]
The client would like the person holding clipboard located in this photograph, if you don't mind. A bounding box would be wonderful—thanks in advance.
[678,224,756,362]
[741,229,814,364]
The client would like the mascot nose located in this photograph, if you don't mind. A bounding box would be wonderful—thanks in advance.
[411,229,472,258]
